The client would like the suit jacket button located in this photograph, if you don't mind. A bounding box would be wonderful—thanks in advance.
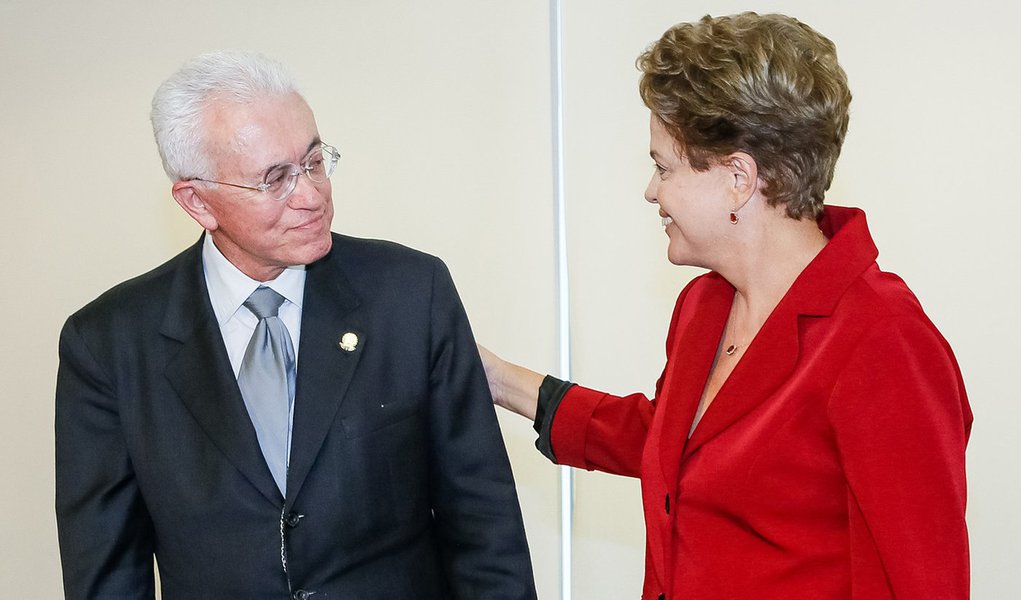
[658,594,666,600]
[293,590,310,600]
[285,512,302,528]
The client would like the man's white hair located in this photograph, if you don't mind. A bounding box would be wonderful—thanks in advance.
[150,50,299,181]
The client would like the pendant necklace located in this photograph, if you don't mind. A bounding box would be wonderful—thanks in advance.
[724,303,745,356]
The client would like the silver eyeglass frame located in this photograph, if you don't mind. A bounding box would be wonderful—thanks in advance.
[188,142,339,202]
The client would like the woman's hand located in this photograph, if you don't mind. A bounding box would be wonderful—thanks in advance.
[477,344,544,421]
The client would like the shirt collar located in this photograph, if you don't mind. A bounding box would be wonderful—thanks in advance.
[201,234,307,327]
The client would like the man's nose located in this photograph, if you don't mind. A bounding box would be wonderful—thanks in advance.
[287,174,329,208]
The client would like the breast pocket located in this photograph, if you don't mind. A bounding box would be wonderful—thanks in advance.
[340,399,421,439]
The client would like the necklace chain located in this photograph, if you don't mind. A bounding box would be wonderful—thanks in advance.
[724,300,745,356]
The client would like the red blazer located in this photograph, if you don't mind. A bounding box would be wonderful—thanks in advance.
[551,206,972,599]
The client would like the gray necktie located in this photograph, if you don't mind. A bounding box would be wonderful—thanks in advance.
[237,286,296,495]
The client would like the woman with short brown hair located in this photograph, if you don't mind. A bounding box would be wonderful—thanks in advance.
[482,12,971,599]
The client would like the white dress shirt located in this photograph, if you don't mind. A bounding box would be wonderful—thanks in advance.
[201,235,306,375]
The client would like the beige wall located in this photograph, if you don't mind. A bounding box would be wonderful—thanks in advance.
[1,1,1018,598]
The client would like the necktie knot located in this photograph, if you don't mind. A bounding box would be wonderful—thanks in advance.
[244,286,286,320]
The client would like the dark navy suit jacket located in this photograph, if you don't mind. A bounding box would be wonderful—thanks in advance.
[56,233,536,599]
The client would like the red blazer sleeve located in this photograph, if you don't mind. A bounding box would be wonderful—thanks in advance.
[550,386,655,477]
[829,314,972,598]
[550,280,696,478]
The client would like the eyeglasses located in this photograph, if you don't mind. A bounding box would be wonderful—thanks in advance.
[190,143,340,202]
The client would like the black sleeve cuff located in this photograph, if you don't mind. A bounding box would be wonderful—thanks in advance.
[534,375,575,463]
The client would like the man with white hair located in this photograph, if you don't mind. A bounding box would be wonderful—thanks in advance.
[55,51,536,599]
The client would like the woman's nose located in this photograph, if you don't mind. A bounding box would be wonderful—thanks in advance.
[644,177,658,204]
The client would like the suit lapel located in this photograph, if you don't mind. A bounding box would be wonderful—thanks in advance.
[681,301,801,459]
[285,246,363,506]
[641,275,730,586]
[655,276,732,487]
[680,206,880,460]
[161,238,283,506]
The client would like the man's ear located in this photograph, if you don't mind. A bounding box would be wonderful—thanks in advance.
[725,152,759,212]
[172,181,218,231]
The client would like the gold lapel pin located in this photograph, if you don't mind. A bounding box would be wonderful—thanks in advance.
[338,332,359,352]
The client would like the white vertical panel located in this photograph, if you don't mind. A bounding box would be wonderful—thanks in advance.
[549,4,574,600]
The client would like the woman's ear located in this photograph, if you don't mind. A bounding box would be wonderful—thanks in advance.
[172,181,218,231]
[725,152,759,211]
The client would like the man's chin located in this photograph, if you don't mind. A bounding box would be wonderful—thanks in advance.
[302,234,333,265]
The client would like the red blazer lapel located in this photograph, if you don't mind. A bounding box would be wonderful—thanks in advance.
[637,274,729,590]
[681,206,880,460]
[656,275,732,484]
[682,299,801,459]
